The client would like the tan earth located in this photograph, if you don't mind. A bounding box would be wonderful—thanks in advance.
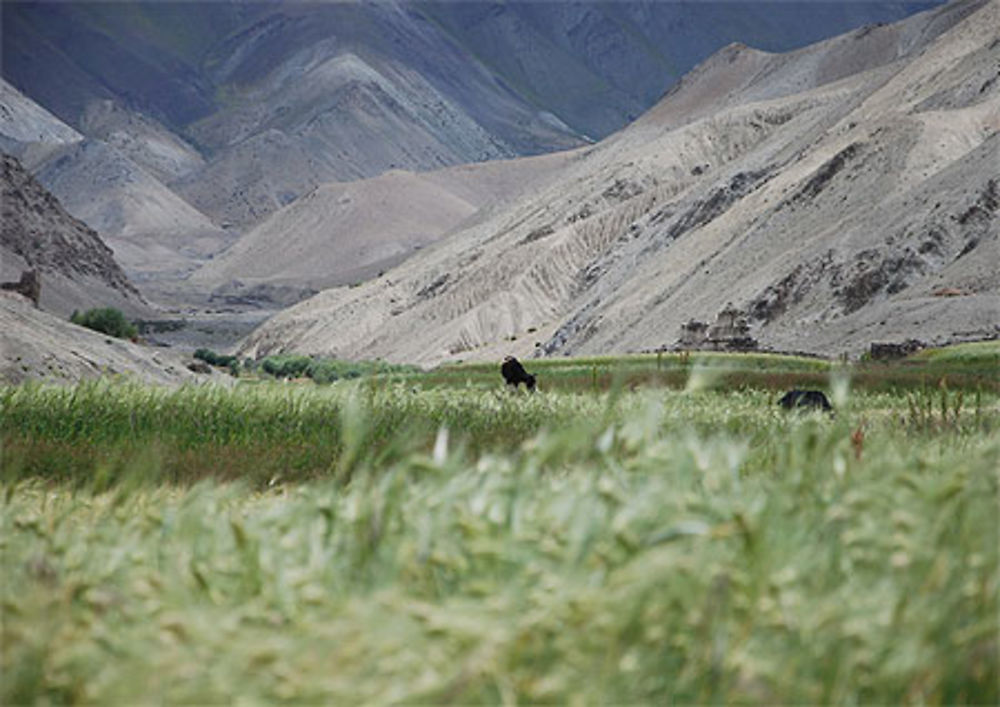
[189,151,575,301]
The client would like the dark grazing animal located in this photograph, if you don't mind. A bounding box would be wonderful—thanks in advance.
[777,389,833,412]
[501,355,536,391]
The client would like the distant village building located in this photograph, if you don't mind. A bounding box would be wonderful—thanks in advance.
[679,319,709,348]
[678,302,758,351]
[707,302,757,351]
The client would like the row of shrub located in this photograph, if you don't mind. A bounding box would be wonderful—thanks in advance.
[257,354,418,383]
[69,308,183,342]
[194,348,241,375]
[190,349,418,383]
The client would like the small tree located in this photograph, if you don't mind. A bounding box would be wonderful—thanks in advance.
[70,308,138,340]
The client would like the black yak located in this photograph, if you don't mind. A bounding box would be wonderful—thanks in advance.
[501,356,536,391]
[777,389,833,412]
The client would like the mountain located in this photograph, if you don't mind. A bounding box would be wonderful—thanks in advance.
[0,78,80,159]
[239,0,999,365]
[0,153,150,318]
[414,1,941,139]
[1,80,231,286]
[3,0,941,234]
[79,99,206,184]
[29,139,230,282]
[189,151,576,305]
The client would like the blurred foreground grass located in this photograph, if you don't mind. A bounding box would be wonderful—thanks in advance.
[2,359,998,703]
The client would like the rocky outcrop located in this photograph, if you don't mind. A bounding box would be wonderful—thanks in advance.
[0,269,40,307]
[678,320,710,349]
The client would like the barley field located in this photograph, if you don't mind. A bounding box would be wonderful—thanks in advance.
[2,348,998,704]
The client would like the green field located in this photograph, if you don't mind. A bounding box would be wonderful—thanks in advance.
[428,345,1000,393]
[2,348,998,703]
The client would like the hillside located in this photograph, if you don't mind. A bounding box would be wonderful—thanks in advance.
[240,0,999,365]
[189,151,577,304]
[29,139,231,281]
[0,79,80,158]
[79,99,206,184]
[0,154,236,385]
[0,293,223,385]
[0,153,149,318]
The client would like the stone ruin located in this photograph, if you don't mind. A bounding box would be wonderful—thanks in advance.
[678,302,758,352]
[1,269,41,307]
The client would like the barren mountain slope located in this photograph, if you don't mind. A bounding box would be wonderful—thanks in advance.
[0,154,149,318]
[28,140,232,282]
[189,171,478,304]
[190,150,577,303]
[1,82,230,286]
[173,45,546,230]
[0,79,80,160]
[240,0,998,366]
[79,99,206,184]
[171,0,945,230]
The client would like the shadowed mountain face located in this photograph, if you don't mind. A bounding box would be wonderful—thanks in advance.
[0,153,149,317]
[239,0,999,365]
[414,1,942,139]
[3,1,940,141]
[3,0,940,234]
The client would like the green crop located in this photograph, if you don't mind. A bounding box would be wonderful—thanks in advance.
[1,355,998,703]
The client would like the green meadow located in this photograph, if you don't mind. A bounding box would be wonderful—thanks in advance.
[2,345,997,703]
